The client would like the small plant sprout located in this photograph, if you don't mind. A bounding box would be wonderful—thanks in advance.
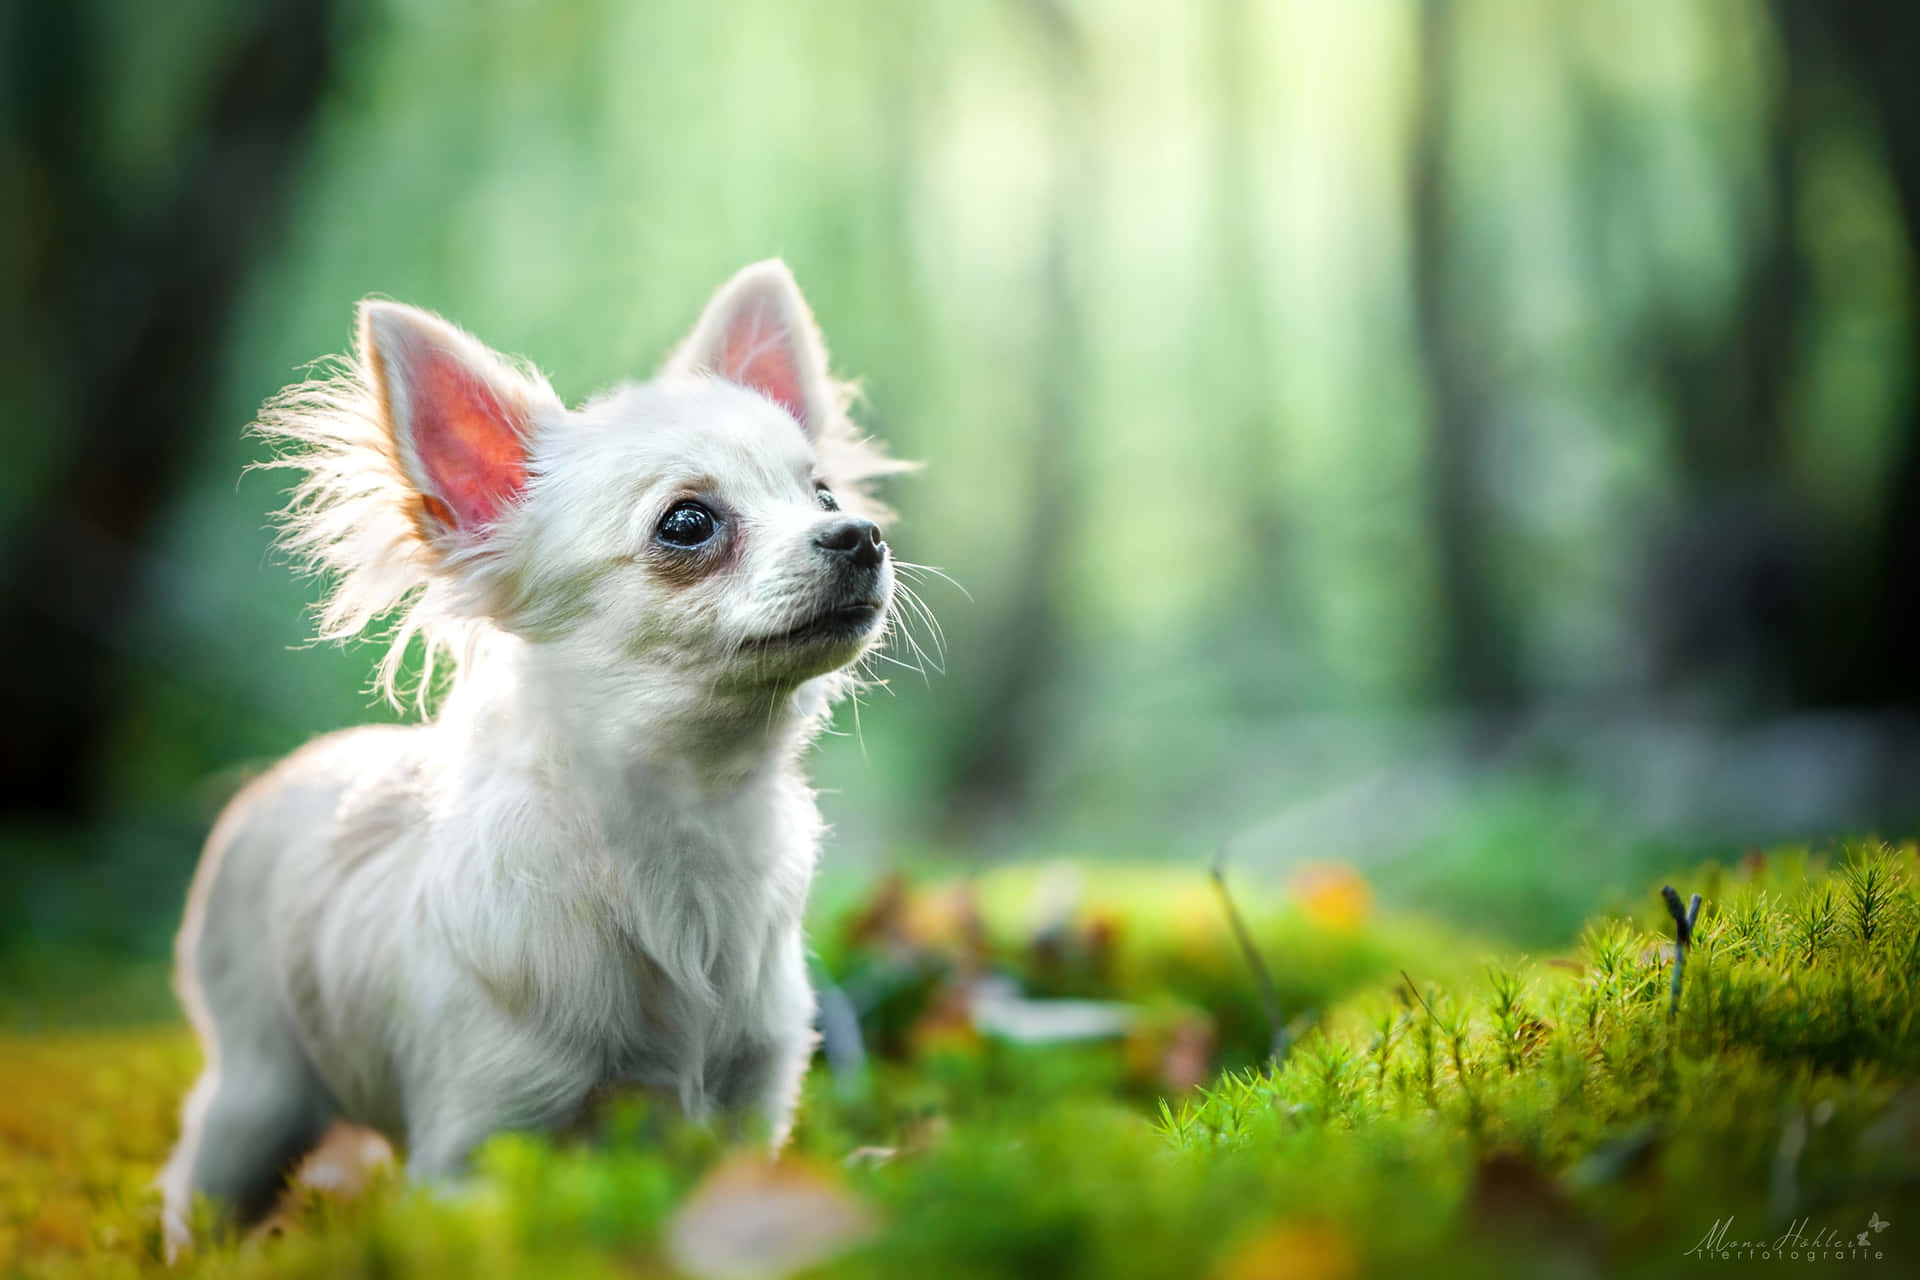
[1724,890,1776,963]
[1484,964,1531,1075]
[1367,1008,1401,1100]
[1795,885,1839,966]
[1843,845,1898,947]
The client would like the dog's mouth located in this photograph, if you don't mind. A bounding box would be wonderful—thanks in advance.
[752,600,885,649]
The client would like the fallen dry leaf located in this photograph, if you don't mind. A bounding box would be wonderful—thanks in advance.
[1123,1011,1217,1091]
[666,1154,876,1279]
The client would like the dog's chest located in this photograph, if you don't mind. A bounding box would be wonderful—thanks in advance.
[548,795,814,1095]
[594,906,790,1100]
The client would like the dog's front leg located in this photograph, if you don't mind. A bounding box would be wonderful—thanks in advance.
[710,942,819,1148]
[402,1112,496,1185]
[709,1031,817,1148]
[401,1052,591,1183]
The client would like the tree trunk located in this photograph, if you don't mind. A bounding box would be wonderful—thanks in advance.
[0,0,342,818]
[1209,0,1295,644]
[934,0,1084,841]
[1808,3,1920,708]
[1410,0,1515,707]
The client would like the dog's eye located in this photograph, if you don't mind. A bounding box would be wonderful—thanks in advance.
[814,484,839,512]
[657,501,717,548]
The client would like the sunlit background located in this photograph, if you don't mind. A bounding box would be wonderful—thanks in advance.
[4,0,1918,1017]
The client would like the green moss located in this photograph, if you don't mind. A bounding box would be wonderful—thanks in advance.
[4,844,1918,1277]
[1164,841,1920,1272]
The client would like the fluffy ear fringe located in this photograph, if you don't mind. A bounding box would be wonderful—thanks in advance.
[252,321,555,711]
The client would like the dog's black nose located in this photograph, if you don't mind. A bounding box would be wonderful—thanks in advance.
[815,518,886,570]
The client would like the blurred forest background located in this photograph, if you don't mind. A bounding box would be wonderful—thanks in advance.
[4,0,1919,1005]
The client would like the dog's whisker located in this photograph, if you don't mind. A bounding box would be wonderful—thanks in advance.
[894,622,938,682]
[873,604,933,683]
[885,588,944,679]
[849,679,867,756]
[868,649,928,678]
[889,574,947,652]
[893,559,971,602]
[892,581,947,664]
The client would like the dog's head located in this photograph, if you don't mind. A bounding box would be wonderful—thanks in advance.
[266,262,911,707]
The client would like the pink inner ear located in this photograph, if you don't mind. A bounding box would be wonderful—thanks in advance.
[403,345,529,531]
[717,293,809,429]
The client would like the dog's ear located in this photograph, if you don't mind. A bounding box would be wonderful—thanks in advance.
[667,260,836,438]
[358,301,554,539]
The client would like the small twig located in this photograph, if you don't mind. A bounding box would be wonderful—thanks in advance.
[1399,970,1443,1027]
[1660,886,1703,1019]
[1210,845,1289,1061]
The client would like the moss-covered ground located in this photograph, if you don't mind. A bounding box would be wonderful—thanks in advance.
[4,845,1918,1277]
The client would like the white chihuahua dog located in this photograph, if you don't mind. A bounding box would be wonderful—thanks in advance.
[160,261,909,1249]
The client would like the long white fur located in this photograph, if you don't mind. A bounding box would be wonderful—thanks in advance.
[160,261,907,1252]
